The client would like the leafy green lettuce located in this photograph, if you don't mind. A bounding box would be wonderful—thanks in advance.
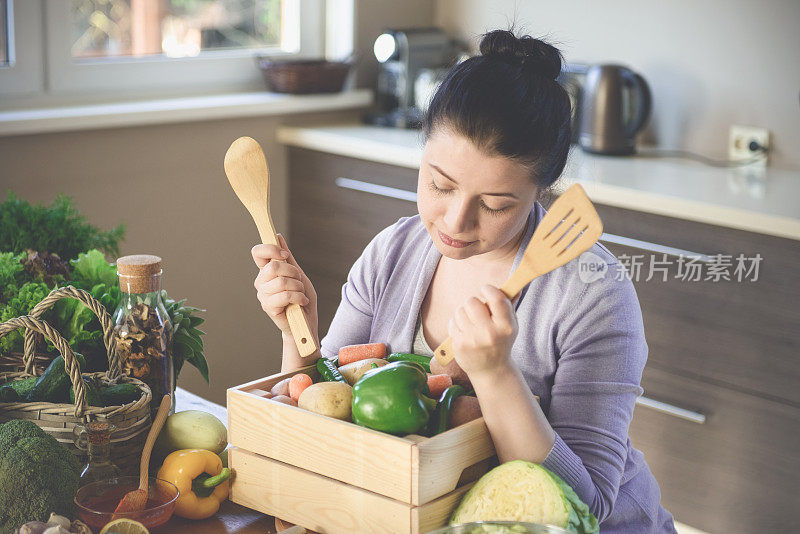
[51,250,120,354]
[0,282,51,354]
[0,252,26,304]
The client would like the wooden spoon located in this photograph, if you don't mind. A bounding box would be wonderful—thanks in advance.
[224,136,318,358]
[433,184,604,365]
[112,394,172,517]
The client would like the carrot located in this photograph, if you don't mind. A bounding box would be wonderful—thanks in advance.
[289,373,313,402]
[338,343,387,366]
[427,374,453,398]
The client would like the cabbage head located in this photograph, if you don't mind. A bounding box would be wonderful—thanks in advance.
[450,460,599,534]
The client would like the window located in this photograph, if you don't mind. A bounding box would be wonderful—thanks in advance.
[1,0,333,104]
[70,1,284,60]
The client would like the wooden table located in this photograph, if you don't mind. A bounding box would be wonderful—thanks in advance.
[150,388,281,534]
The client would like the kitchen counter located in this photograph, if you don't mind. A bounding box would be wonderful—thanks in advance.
[276,124,800,241]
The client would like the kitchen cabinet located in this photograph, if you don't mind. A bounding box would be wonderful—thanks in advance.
[287,146,800,533]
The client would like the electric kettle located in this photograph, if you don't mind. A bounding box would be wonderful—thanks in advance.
[578,64,652,155]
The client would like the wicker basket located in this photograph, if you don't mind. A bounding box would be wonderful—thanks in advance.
[0,286,152,475]
[0,350,56,375]
[256,56,355,94]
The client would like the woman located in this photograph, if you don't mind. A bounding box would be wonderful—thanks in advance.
[252,30,676,533]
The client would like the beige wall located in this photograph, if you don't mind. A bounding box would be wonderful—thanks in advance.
[434,0,800,170]
[0,109,359,405]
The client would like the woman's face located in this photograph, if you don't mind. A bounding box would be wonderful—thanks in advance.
[418,127,540,263]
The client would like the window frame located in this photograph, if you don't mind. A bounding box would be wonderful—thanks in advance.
[1,0,331,105]
[0,0,45,97]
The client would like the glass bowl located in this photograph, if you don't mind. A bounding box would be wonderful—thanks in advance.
[427,522,572,534]
[74,476,179,530]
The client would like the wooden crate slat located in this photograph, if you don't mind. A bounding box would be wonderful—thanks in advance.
[228,387,415,502]
[230,447,414,533]
[413,418,496,504]
[412,482,475,534]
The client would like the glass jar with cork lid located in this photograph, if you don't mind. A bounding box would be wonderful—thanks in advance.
[113,254,174,416]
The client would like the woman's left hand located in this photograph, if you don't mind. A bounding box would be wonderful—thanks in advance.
[449,284,518,379]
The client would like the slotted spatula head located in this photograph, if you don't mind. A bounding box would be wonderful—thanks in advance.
[501,183,604,297]
[433,183,603,365]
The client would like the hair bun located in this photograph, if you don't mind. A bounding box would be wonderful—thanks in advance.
[479,29,563,80]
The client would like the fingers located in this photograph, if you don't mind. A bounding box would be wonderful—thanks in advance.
[480,285,514,330]
[251,242,288,269]
[452,286,515,339]
[462,296,491,325]
[276,234,304,272]
[257,288,310,315]
[261,275,305,295]
[254,259,303,289]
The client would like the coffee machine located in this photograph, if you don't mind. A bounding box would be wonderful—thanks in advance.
[365,28,455,128]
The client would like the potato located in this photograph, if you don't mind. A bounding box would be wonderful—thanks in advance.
[298,382,353,420]
[430,356,472,390]
[338,358,389,385]
[270,377,291,397]
[447,396,482,429]
[271,394,298,407]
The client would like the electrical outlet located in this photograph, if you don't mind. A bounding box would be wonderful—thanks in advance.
[728,125,770,166]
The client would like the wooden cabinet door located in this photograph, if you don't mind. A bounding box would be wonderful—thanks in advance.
[630,366,800,533]
[592,204,800,405]
[288,147,418,335]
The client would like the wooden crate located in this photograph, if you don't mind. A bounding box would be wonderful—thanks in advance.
[229,447,476,533]
[227,364,497,530]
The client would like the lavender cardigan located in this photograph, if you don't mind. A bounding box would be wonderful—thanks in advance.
[320,203,677,533]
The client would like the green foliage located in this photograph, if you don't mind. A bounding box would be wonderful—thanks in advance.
[0,252,26,304]
[0,420,81,533]
[163,290,209,384]
[0,191,125,261]
[0,282,50,354]
[50,250,121,356]
[70,249,118,288]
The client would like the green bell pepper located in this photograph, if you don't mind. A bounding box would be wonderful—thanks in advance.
[351,361,437,435]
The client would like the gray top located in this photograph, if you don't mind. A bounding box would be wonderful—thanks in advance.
[320,204,676,533]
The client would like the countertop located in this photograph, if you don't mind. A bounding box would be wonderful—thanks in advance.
[276,124,800,241]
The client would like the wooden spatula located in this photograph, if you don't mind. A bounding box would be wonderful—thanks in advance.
[112,393,172,517]
[433,183,604,365]
[224,136,318,358]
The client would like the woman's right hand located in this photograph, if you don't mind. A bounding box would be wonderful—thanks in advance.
[251,234,318,337]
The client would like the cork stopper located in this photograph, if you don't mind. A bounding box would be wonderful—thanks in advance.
[117,254,163,294]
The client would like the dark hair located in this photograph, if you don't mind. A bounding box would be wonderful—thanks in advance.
[422,30,572,192]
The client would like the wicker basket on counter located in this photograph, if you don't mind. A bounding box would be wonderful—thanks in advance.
[256,55,355,94]
[0,286,152,475]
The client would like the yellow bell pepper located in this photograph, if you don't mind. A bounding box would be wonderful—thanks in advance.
[157,448,231,520]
